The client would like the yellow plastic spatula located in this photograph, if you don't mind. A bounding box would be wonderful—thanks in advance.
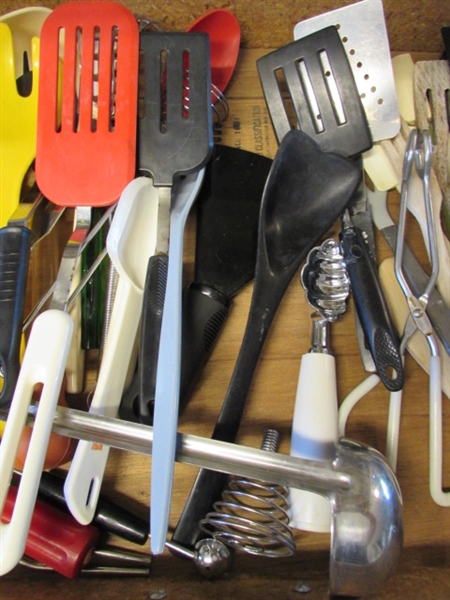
[0,23,41,406]
[0,23,40,227]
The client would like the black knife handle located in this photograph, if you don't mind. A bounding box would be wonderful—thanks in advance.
[340,224,404,391]
[179,283,230,404]
[38,471,149,545]
[139,254,168,425]
[0,226,31,407]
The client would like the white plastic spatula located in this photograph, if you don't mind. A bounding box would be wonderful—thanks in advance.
[0,310,73,576]
[63,177,158,524]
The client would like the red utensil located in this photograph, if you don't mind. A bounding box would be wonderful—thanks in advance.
[2,484,99,579]
[186,8,240,94]
[36,1,139,206]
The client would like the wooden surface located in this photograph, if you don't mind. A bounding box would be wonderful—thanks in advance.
[1,45,450,599]
[1,0,449,53]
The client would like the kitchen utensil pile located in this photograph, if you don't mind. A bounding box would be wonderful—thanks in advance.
[0,0,448,597]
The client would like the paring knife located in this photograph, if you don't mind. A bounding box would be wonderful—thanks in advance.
[340,175,405,391]
[367,186,450,355]
[119,145,272,423]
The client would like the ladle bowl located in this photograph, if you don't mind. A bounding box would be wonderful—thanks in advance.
[330,438,403,597]
[186,8,240,94]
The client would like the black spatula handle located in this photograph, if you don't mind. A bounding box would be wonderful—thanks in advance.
[180,283,230,403]
[0,226,31,407]
[119,282,229,423]
[139,254,168,424]
[340,222,404,391]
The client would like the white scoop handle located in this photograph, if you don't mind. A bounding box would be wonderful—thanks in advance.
[63,277,143,523]
[0,310,73,576]
[289,352,339,533]
[64,177,158,525]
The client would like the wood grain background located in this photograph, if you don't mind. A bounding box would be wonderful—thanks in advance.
[1,0,449,52]
[0,2,449,598]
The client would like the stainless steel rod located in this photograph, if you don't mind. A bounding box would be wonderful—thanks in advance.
[25,406,352,496]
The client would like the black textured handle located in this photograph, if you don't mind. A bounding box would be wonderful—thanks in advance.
[179,283,230,405]
[118,366,141,423]
[0,226,31,407]
[139,255,168,424]
[119,282,229,424]
[340,224,404,391]
[38,471,149,545]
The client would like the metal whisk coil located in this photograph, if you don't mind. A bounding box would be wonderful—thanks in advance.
[199,429,296,557]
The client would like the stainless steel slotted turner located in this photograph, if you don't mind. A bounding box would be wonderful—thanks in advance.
[293,0,400,144]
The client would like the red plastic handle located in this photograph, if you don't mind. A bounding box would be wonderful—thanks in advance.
[2,484,99,578]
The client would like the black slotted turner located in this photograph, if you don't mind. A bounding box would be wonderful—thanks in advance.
[256,26,372,157]
[137,31,213,554]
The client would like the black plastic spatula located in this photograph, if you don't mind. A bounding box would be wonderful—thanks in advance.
[171,129,362,550]
[138,31,213,422]
[256,26,372,158]
[180,145,272,402]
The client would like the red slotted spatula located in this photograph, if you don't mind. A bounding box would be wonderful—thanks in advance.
[0,2,139,575]
[36,1,138,205]
[35,1,139,393]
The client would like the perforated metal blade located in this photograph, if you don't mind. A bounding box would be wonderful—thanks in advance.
[293,0,399,143]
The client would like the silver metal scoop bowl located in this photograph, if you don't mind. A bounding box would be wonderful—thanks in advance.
[329,438,403,596]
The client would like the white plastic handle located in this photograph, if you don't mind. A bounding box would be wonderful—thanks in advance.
[0,310,73,576]
[288,352,339,533]
[428,355,450,507]
[64,276,142,524]
[64,176,159,525]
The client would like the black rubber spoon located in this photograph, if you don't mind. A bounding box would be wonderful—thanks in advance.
[171,128,362,550]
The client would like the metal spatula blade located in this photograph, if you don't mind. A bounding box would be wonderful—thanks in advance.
[293,0,400,143]
[257,26,372,157]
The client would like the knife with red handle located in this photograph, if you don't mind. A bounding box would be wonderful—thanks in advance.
[2,484,99,579]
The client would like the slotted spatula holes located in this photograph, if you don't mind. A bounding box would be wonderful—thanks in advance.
[157,49,191,132]
[274,50,348,136]
[182,50,191,118]
[336,26,385,108]
[56,24,119,134]
[319,50,346,126]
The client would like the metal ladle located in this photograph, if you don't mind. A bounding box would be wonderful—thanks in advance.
[18,405,403,597]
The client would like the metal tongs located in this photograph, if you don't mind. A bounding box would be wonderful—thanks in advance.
[389,128,449,507]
